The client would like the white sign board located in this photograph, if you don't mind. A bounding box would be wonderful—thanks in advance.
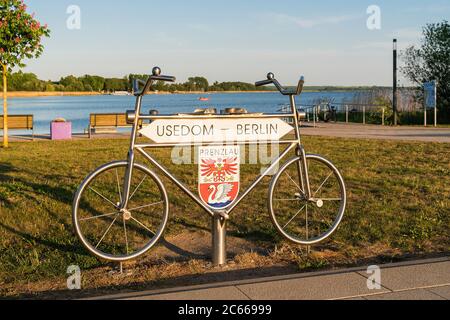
[139,118,294,144]
[424,81,437,109]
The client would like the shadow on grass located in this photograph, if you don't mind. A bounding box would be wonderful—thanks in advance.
[0,163,20,207]
[6,264,299,300]
[227,218,279,243]
[0,163,221,264]
[159,237,208,260]
[0,162,76,230]
[0,221,89,257]
[0,221,215,264]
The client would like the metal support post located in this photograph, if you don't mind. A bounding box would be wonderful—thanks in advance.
[346,105,349,123]
[363,106,366,125]
[425,109,427,127]
[393,39,398,126]
[212,213,227,266]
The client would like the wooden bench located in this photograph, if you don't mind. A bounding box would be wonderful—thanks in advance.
[0,114,34,140]
[88,113,144,138]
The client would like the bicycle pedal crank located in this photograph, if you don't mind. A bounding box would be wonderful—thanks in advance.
[309,199,324,208]
[316,199,324,208]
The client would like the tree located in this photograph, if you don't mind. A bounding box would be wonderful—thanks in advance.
[80,75,105,92]
[187,77,209,92]
[401,20,450,122]
[2,71,43,90]
[0,0,50,147]
[60,75,85,91]
[104,77,128,92]
[210,81,258,92]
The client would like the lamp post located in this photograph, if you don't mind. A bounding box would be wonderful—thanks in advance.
[393,39,398,126]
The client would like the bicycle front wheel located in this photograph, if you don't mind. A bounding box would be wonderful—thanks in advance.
[73,161,169,262]
[268,155,346,245]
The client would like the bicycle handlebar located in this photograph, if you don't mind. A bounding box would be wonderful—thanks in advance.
[149,67,176,83]
[153,75,176,82]
[134,68,305,96]
[133,67,176,96]
[255,79,273,87]
[255,72,305,96]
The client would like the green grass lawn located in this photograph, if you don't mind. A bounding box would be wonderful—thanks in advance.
[0,136,449,297]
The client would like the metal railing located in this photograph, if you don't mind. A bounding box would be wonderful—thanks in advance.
[280,102,389,127]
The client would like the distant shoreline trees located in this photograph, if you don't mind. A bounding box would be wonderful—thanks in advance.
[0,72,390,93]
[0,72,271,93]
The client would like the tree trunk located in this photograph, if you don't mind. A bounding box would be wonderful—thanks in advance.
[2,63,7,148]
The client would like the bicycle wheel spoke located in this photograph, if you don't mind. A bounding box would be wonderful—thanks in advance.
[269,155,346,245]
[313,172,333,197]
[128,201,163,212]
[79,211,118,222]
[313,208,331,224]
[89,187,118,209]
[285,172,304,194]
[115,169,122,203]
[95,213,120,249]
[130,216,156,236]
[123,218,129,255]
[129,175,148,202]
[75,163,169,262]
[283,204,306,229]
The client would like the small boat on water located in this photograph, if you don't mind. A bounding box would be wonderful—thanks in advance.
[198,97,210,101]
[111,91,131,96]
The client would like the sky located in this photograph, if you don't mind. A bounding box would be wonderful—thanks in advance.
[21,0,450,86]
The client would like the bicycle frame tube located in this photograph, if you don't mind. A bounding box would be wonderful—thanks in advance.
[290,94,312,199]
[121,94,144,209]
[135,142,297,217]
[120,88,312,216]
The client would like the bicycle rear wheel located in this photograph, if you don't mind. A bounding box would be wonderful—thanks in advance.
[268,155,346,245]
[72,161,169,262]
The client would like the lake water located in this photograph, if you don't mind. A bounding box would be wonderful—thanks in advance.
[7,92,357,134]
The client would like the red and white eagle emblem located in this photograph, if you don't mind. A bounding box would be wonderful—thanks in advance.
[199,146,240,209]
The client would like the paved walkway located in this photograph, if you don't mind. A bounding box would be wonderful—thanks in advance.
[7,123,450,143]
[300,123,450,143]
[7,133,130,142]
[91,257,450,300]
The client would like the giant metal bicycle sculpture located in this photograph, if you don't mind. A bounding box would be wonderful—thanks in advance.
[72,67,347,265]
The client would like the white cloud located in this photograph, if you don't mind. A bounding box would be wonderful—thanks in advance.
[406,4,450,13]
[265,12,361,29]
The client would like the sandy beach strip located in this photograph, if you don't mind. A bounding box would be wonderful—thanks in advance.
[6,91,103,98]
